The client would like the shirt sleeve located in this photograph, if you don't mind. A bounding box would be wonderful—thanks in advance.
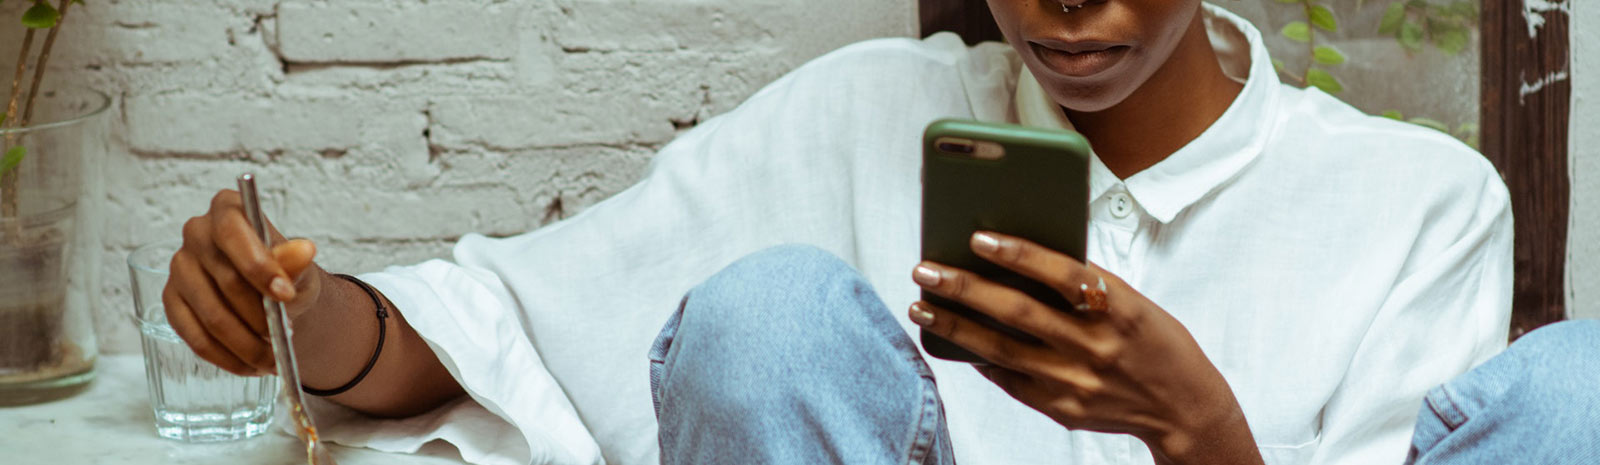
[1306,169,1514,465]
[288,260,604,465]
[285,35,980,465]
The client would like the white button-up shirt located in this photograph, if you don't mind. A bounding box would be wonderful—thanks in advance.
[303,4,1513,465]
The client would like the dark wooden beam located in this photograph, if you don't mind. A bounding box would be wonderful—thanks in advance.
[1481,0,1570,338]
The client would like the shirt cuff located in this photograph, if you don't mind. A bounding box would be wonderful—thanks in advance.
[275,260,602,465]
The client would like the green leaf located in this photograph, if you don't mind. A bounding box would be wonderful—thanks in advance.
[1379,2,1406,35]
[1281,21,1311,43]
[21,1,60,29]
[0,112,7,128]
[1312,45,1346,65]
[0,146,25,177]
[1399,20,1425,50]
[1308,4,1338,32]
[1306,68,1344,94]
[1408,117,1449,133]
[1432,23,1470,55]
[1440,1,1476,21]
[1381,110,1404,120]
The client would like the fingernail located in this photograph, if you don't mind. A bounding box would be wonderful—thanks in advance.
[270,277,295,301]
[971,232,1001,254]
[909,303,936,326]
[913,264,942,286]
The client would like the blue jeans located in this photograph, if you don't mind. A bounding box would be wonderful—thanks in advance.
[1405,319,1600,464]
[648,245,953,465]
[650,245,1600,465]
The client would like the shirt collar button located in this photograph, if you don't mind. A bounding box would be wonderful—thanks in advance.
[1109,192,1134,219]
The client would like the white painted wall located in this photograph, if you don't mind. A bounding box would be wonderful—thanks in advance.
[1571,1,1598,320]
[0,0,916,354]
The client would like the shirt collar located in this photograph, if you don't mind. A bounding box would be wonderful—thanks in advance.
[1014,3,1280,223]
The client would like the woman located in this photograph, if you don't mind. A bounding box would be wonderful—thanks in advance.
[161,1,1593,464]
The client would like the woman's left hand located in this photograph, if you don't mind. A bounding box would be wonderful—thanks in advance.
[910,232,1264,465]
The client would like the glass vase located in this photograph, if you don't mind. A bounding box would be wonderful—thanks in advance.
[0,87,109,405]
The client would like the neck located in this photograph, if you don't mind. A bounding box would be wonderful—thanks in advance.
[1065,12,1244,179]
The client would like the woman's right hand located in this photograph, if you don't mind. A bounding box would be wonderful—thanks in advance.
[164,189,323,376]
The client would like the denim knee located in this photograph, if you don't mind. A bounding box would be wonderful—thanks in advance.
[650,243,926,396]
[1502,320,1600,400]
[676,244,877,347]
[1438,320,1600,414]
[650,244,952,465]
[1407,320,1600,464]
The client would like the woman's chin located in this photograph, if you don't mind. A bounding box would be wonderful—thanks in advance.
[1051,85,1135,114]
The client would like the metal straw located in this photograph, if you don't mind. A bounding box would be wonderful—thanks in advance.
[237,174,337,465]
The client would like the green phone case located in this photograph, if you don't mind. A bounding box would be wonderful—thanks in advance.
[920,118,1090,364]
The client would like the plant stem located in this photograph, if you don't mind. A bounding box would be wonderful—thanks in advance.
[5,0,74,222]
[21,0,73,126]
[2,29,36,223]
[1301,0,1317,85]
[4,31,34,131]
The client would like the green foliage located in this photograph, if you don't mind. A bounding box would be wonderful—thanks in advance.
[1272,0,1479,149]
[1312,46,1345,65]
[21,1,59,29]
[1281,21,1311,42]
[1379,3,1407,34]
[1380,0,1478,55]
[0,146,24,177]
[1305,68,1343,94]
[1308,5,1337,31]
[1278,1,1342,94]
[1398,20,1425,50]
[1455,122,1480,149]
[1408,117,1449,133]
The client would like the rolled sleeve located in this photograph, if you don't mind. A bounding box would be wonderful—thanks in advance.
[291,259,603,465]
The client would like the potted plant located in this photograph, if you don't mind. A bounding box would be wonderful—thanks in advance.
[0,0,104,405]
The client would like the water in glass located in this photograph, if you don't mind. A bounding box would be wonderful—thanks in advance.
[138,309,278,442]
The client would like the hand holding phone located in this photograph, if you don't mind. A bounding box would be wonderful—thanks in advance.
[918,118,1089,363]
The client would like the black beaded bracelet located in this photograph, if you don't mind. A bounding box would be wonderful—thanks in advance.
[303,273,389,397]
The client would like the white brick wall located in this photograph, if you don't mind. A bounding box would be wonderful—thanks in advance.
[0,0,915,353]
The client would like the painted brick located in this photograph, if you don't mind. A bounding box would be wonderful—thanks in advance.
[53,3,245,65]
[123,94,426,154]
[553,0,915,58]
[276,1,520,63]
[428,94,679,150]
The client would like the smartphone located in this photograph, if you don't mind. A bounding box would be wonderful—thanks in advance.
[920,118,1090,364]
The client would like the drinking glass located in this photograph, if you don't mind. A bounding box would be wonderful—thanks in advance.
[128,240,278,442]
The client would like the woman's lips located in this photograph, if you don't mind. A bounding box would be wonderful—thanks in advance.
[1030,42,1130,78]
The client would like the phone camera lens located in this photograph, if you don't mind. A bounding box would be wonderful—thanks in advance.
[938,142,974,154]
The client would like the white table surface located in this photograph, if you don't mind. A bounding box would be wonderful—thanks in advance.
[0,354,467,465]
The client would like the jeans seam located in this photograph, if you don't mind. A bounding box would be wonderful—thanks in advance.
[903,379,938,465]
[649,296,690,416]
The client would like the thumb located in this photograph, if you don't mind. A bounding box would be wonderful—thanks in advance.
[271,239,317,280]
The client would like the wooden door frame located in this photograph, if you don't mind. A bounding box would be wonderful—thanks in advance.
[917,0,1574,337]
[1482,0,1570,337]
